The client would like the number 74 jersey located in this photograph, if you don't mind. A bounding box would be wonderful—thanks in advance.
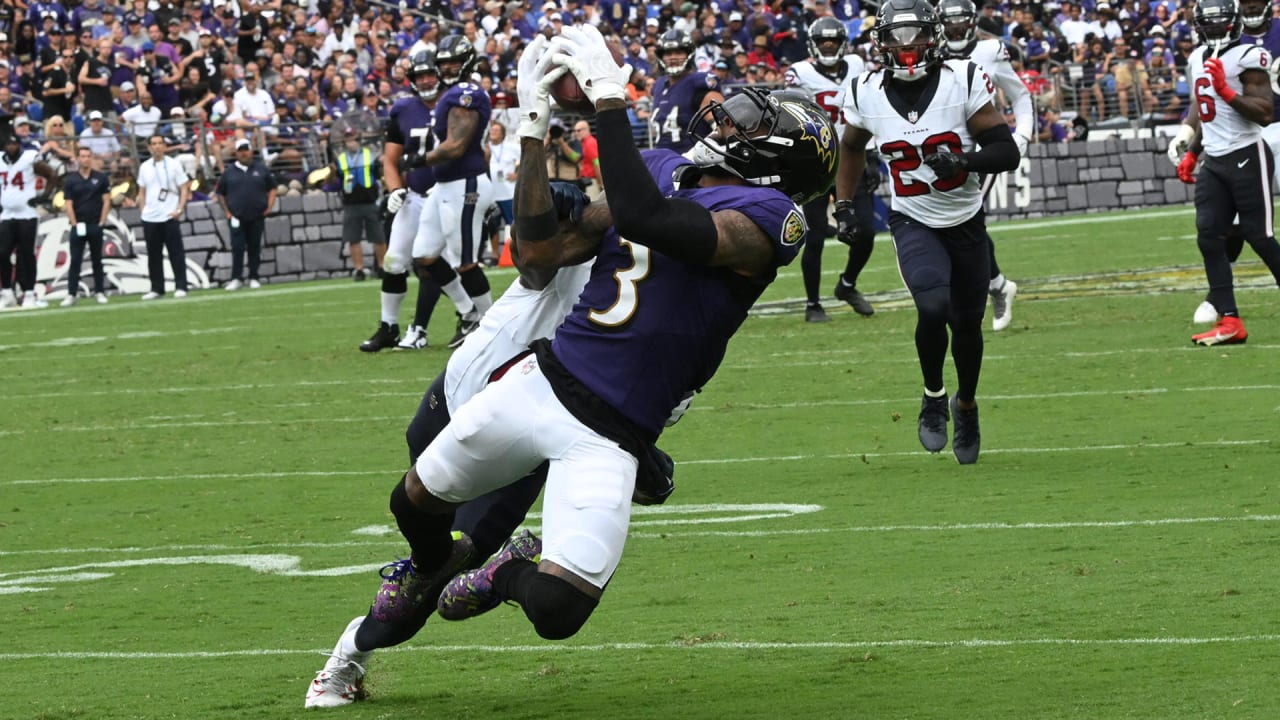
[842,60,995,228]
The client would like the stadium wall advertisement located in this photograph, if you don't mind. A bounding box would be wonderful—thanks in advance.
[35,137,1189,297]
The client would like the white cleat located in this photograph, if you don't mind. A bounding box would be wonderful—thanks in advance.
[304,617,371,709]
[22,291,47,308]
[248,279,262,289]
[1193,300,1219,324]
[397,324,428,350]
[0,288,16,308]
[225,279,243,291]
[991,280,1017,332]
[174,289,188,298]
[95,293,109,304]
[60,295,78,307]
[141,291,161,301]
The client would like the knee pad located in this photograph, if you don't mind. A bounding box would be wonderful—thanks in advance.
[521,573,599,640]
[424,260,458,285]
[383,251,410,276]
[382,271,409,294]
[914,286,951,327]
[459,266,490,296]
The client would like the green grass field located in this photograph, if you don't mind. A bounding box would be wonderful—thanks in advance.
[4,203,1279,720]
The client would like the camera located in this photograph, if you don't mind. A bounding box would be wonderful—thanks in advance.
[548,122,565,140]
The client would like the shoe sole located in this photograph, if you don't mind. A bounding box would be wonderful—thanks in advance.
[1193,335,1247,346]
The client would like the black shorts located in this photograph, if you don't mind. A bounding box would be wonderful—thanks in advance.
[1196,139,1274,240]
[889,209,991,320]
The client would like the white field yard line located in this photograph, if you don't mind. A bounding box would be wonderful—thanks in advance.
[5,377,422,401]
[4,512,1279,558]
[4,438,1273,487]
[2,633,1278,662]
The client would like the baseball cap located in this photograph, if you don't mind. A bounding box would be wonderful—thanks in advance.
[550,12,562,21]
[0,32,8,42]
[170,106,186,116]
[88,110,104,120]
[199,27,212,35]
[343,127,358,137]
[167,17,181,26]
[713,59,729,70]
[729,11,743,21]
[141,41,155,51]
[235,139,252,150]
[121,81,136,91]
[126,13,142,24]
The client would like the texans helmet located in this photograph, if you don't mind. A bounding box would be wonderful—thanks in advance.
[871,0,944,82]
[656,29,697,75]
[407,51,441,101]
[807,17,849,67]
[1195,0,1243,51]
[936,0,978,58]
[435,35,477,86]
[686,88,838,204]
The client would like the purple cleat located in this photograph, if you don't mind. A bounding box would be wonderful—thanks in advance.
[371,534,475,623]
[437,529,542,621]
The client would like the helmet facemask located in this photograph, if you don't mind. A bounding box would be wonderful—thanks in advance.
[1240,0,1268,33]
[940,12,976,55]
[1196,0,1243,51]
[807,18,848,67]
[874,21,941,82]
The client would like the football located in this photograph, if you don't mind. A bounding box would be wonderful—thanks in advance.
[549,41,626,115]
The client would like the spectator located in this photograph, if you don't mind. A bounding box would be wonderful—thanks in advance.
[139,40,182,114]
[122,90,163,141]
[1038,106,1071,142]
[79,37,117,118]
[39,116,77,173]
[40,48,76,122]
[60,146,113,306]
[215,138,277,291]
[747,34,778,69]
[79,110,122,167]
[1090,3,1124,45]
[234,64,275,132]
[113,81,139,115]
[136,133,191,300]
[485,121,518,262]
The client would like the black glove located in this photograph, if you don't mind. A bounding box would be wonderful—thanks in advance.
[923,151,968,180]
[549,180,589,224]
[861,154,882,193]
[632,445,675,506]
[834,200,857,246]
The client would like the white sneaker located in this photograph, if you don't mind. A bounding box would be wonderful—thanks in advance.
[141,291,161,301]
[397,324,428,350]
[22,291,47,308]
[248,279,261,289]
[991,280,1017,332]
[1193,300,1219,324]
[225,279,243,291]
[95,293,109,304]
[174,289,188,298]
[0,289,15,308]
[304,617,370,709]
[60,295,78,307]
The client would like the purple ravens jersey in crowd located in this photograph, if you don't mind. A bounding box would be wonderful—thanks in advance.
[432,82,492,182]
[386,96,437,194]
[649,71,720,152]
[551,149,808,437]
[1241,23,1280,118]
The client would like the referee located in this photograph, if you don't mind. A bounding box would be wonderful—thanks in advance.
[214,138,278,290]
[60,146,112,306]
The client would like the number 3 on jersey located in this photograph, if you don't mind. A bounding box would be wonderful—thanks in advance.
[590,240,651,327]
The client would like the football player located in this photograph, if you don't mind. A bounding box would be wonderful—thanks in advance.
[1170,0,1280,325]
[411,34,496,349]
[0,124,56,309]
[785,16,878,321]
[1171,0,1280,346]
[358,52,445,352]
[649,29,725,151]
[364,27,836,652]
[837,0,1019,464]
[937,0,1028,332]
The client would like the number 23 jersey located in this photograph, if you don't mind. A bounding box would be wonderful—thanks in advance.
[842,60,994,228]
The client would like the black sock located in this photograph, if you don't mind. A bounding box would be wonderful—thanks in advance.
[413,275,442,328]
[389,476,454,571]
[492,557,539,602]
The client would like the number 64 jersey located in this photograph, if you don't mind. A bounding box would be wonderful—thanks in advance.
[841,59,995,228]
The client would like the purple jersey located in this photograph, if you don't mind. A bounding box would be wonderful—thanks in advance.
[649,71,720,152]
[386,96,437,194]
[551,149,807,436]
[432,82,492,182]
[1241,24,1280,119]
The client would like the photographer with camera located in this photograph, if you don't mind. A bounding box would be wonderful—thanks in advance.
[551,119,601,199]
[544,118,580,185]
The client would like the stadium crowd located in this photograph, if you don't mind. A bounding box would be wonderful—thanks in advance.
[0,0,1232,176]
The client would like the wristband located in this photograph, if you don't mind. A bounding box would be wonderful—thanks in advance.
[834,200,854,211]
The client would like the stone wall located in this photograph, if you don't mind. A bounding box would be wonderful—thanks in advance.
[106,137,1190,286]
[981,135,1190,220]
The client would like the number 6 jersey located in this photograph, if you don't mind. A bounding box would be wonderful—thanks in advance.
[1188,43,1270,158]
[842,59,994,228]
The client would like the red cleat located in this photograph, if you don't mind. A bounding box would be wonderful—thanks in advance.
[1192,316,1248,346]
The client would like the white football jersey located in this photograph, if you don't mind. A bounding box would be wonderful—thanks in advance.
[1190,43,1271,157]
[784,54,866,127]
[967,38,1032,144]
[444,261,592,412]
[0,149,40,221]
[842,60,996,228]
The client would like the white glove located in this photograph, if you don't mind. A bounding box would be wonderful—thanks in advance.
[1167,124,1195,167]
[549,25,629,105]
[386,187,407,215]
[1014,132,1029,158]
[516,35,569,140]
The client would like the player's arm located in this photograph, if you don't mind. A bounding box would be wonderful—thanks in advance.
[593,98,773,276]
[383,141,406,191]
[424,106,479,165]
[1230,68,1273,126]
[513,135,606,285]
[990,59,1033,151]
[835,125,873,203]
[923,101,1020,180]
